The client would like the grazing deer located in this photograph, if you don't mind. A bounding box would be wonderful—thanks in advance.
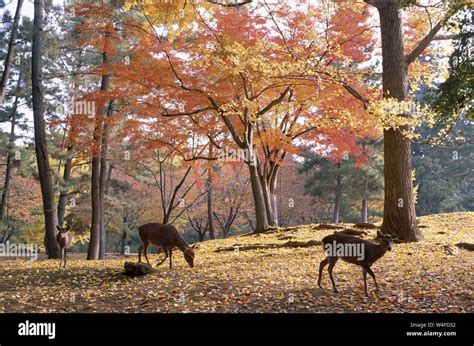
[138,223,197,269]
[317,230,394,296]
[56,225,73,269]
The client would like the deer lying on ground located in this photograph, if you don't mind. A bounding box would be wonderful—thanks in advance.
[138,223,197,269]
[317,230,394,296]
[56,225,73,269]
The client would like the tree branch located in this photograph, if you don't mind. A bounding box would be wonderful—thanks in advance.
[405,8,457,65]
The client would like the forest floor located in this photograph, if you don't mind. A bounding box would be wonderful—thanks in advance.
[0,212,472,313]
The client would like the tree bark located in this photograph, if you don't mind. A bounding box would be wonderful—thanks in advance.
[0,78,20,221]
[377,1,420,241]
[360,199,368,223]
[57,146,72,227]
[120,229,127,255]
[360,175,368,223]
[32,0,60,258]
[332,172,342,224]
[260,173,275,226]
[207,147,215,240]
[269,163,280,226]
[99,102,113,259]
[88,52,110,260]
[0,0,23,105]
[248,160,269,233]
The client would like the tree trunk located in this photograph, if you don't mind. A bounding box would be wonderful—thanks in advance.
[260,173,276,226]
[377,2,420,241]
[207,147,215,239]
[105,161,114,195]
[360,199,368,223]
[32,0,60,258]
[88,51,110,260]
[57,146,72,227]
[332,173,342,224]
[88,156,101,259]
[0,85,19,221]
[248,161,269,233]
[0,0,23,105]
[120,230,127,255]
[269,164,280,226]
[99,102,113,259]
[360,175,368,223]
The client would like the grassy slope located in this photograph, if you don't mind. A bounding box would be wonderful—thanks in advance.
[0,212,472,313]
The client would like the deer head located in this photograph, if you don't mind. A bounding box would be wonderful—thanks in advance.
[183,244,198,267]
[377,230,394,251]
[56,225,70,234]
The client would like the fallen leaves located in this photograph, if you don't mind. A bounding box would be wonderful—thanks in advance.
[0,212,472,313]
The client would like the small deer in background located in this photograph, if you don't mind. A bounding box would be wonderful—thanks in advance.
[318,230,394,296]
[138,223,197,269]
[56,225,73,269]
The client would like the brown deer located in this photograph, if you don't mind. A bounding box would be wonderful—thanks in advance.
[138,223,197,269]
[56,225,73,269]
[317,230,394,296]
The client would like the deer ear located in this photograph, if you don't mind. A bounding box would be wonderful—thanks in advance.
[56,225,61,231]
[191,243,199,250]
[66,225,71,231]
[377,230,383,238]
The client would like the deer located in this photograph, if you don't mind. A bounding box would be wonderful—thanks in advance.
[137,223,197,269]
[317,230,395,296]
[56,225,73,270]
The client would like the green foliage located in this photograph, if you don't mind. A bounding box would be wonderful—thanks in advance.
[431,10,473,120]
[298,140,384,223]
[413,117,474,215]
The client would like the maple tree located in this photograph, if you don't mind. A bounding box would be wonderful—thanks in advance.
[99,0,380,232]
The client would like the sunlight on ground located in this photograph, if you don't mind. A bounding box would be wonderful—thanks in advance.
[0,212,472,313]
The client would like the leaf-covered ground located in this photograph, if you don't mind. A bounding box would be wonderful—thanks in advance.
[1,212,472,313]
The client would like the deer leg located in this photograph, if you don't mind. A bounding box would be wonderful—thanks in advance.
[64,248,67,269]
[169,248,173,269]
[328,257,339,293]
[156,248,168,267]
[318,257,330,288]
[59,248,63,270]
[362,268,368,296]
[138,245,143,263]
[365,266,378,292]
[143,244,151,266]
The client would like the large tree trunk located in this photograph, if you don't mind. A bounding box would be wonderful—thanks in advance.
[377,2,420,241]
[248,161,269,233]
[0,0,23,105]
[32,0,60,258]
[332,173,342,224]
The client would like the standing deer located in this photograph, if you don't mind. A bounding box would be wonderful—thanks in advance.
[56,225,73,269]
[138,223,197,269]
[317,230,394,296]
